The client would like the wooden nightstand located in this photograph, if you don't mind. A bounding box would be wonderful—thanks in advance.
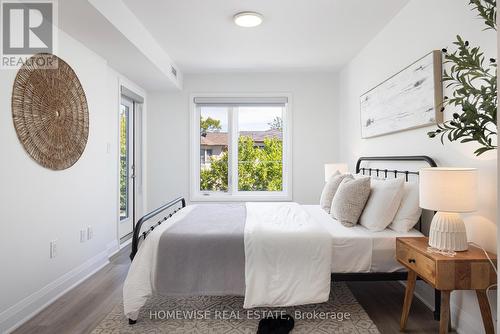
[396,237,496,334]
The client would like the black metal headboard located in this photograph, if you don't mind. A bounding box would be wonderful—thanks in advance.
[356,155,437,177]
[355,155,437,235]
[130,197,186,260]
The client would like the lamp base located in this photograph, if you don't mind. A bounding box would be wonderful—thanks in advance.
[428,212,468,252]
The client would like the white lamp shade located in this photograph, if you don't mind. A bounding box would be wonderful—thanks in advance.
[324,163,348,182]
[419,167,477,213]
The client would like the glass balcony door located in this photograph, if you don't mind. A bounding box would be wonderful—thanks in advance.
[119,96,134,239]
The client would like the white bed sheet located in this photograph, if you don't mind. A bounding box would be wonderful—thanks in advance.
[303,205,423,273]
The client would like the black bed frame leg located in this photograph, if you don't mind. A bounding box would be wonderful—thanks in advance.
[434,289,441,321]
[129,318,137,325]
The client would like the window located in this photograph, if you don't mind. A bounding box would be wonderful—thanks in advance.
[191,95,291,201]
[119,102,130,220]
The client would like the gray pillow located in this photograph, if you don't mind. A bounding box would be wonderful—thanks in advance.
[319,172,351,213]
[330,176,371,227]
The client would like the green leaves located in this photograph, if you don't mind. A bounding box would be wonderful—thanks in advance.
[200,150,229,191]
[200,136,283,192]
[428,0,497,156]
[200,117,222,136]
[238,137,283,191]
[469,0,497,30]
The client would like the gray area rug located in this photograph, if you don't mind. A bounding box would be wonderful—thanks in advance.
[92,282,379,333]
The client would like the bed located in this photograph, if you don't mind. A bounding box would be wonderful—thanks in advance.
[124,156,439,324]
[303,205,423,273]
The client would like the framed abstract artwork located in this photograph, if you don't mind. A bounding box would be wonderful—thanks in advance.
[360,50,443,138]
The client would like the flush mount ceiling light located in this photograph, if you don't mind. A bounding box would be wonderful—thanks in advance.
[233,11,263,27]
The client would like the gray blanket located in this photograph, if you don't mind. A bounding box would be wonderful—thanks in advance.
[154,203,246,296]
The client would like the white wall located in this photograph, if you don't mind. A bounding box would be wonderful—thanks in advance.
[147,72,339,209]
[0,29,143,332]
[497,0,499,325]
[338,1,497,333]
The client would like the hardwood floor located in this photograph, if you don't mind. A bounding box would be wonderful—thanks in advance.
[347,281,441,333]
[14,245,441,334]
[13,246,130,334]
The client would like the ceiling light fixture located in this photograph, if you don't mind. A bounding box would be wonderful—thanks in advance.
[233,11,263,28]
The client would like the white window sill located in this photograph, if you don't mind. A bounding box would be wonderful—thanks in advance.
[190,193,292,202]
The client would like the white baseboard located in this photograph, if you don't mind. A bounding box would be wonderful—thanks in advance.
[412,281,435,311]
[451,292,497,334]
[107,239,120,257]
[119,237,132,250]
[452,302,483,334]
[0,250,110,334]
[401,281,494,334]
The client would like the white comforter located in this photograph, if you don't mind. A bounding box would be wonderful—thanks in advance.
[123,202,332,320]
[244,202,332,308]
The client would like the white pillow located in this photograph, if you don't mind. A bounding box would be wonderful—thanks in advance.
[319,171,350,213]
[359,178,405,232]
[389,182,422,232]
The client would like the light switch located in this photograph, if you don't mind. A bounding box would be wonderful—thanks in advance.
[87,225,93,240]
[50,240,57,258]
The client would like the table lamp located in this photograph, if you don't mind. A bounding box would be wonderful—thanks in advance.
[419,167,478,252]
[324,163,348,182]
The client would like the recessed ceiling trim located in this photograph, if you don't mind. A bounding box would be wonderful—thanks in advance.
[88,0,183,89]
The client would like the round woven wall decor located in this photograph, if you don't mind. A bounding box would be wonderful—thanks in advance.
[11,53,89,170]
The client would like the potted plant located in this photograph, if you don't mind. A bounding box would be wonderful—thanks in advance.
[428,0,497,156]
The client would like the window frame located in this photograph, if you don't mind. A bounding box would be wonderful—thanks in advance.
[190,93,293,202]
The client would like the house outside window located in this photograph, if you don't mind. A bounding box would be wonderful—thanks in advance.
[200,148,213,166]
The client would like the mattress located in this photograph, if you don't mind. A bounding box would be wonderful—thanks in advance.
[303,205,423,273]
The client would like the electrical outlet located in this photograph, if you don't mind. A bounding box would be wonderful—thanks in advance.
[87,225,93,240]
[50,240,57,258]
[80,229,86,243]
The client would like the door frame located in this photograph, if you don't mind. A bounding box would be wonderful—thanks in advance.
[116,81,146,245]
